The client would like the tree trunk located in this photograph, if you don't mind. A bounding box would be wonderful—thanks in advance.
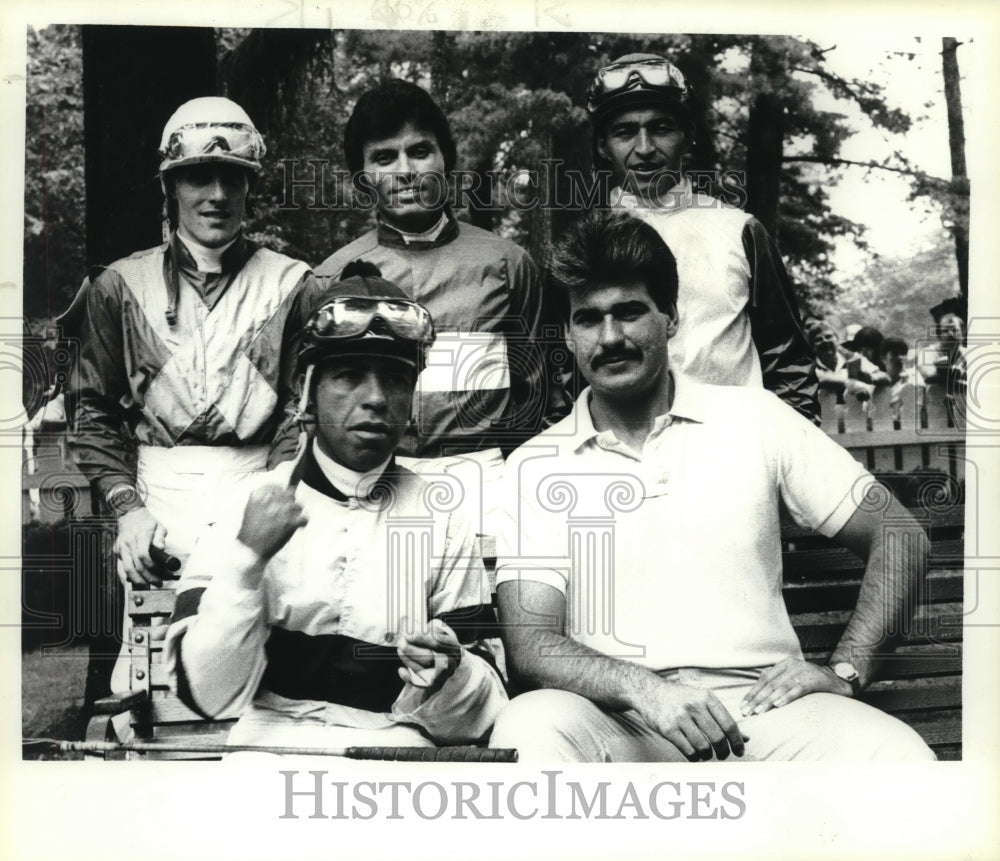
[82,26,217,268]
[941,37,969,299]
[745,43,784,236]
[524,132,553,266]
[679,42,720,181]
[430,31,454,109]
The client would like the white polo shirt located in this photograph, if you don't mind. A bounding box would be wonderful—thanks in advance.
[495,380,875,673]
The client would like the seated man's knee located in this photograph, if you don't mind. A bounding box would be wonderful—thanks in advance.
[837,698,937,761]
[875,716,937,762]
[807,694,937,762]
[489,690,602,760]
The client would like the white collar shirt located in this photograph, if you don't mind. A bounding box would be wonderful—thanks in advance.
[496,379,874,673]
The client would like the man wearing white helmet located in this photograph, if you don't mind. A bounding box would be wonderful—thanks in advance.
[65,97,323,732]
[586,54,819,424]
[69,96,321,583]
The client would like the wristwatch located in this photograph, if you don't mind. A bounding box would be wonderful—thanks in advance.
[106,484,145,518]
[829,661,862,697]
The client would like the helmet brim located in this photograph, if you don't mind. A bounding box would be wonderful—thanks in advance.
[159,154,262,174]
[301,335,422,375]
[590,89,689,128]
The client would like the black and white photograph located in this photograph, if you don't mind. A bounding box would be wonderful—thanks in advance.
[3,1,998,859]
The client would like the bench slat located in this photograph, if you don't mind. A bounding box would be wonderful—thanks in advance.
[140,691,228,725]
[889,711,962,747]
[128,720,236,760]
[931,744,962,761]
[792,602,964,651]
[835,428,964,448]
[783,569,962,613]
[802,649,962,680]
[783,538,964,578]
[862,681,961,713]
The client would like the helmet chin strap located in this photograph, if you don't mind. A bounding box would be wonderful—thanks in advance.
[286,363,315,491]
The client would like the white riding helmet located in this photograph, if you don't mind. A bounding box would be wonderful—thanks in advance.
[158,97,266,174]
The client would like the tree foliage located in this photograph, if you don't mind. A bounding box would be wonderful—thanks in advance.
[24,25,85,322]
[836,236,959,344]
[23,26,961,332]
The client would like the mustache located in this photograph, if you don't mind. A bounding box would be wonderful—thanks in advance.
[592,349,641,368]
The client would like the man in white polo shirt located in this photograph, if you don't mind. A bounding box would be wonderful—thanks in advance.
[490,210,934,762]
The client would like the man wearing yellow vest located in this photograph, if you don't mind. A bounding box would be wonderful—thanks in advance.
[68,97,322,588]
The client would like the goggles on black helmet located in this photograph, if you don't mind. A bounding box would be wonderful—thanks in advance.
[306,296,434,346]
[588,58,688,116]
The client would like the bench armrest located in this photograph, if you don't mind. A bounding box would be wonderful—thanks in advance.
[92,689,149,715]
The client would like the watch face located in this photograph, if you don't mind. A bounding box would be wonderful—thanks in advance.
[832,662,859,682]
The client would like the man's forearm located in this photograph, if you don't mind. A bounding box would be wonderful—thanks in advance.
[69,272,141,502]
[69,400,139,502]
[505,626,665,715]
[167,541,270,717]
[831,515,929,686]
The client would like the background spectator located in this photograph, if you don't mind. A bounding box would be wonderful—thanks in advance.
[844,326,886,371]
[918,296,967,393]
[808,319,888,403]
[880,336,924,424]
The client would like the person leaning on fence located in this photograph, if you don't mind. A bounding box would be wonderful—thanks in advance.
[880,336,925,420]
[843,325,887,371]
[807,318,890,404]
[918,296,967,403]
[489,210,934,762]
[586,53,819,424]
[164,265,506,752]
[313,79,566,468]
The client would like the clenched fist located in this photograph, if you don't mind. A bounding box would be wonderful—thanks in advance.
[236,484,308,559]
[397,619,463,691]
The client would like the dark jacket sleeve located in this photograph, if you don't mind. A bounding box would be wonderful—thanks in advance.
[742,219,820,425]
[502,248,569,452]
[64,270,140,502]
[267,272,329,468]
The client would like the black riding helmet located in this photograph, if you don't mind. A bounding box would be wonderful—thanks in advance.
[587,53,694,171]
[297,260,435,377]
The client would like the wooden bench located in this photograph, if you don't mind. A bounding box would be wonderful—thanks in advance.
[85,494,962,761]
[813,383,963,759]
[76,388,966,761]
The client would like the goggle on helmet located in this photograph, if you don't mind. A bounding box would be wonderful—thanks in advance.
[587,55,690,126]
[298,278,435,376]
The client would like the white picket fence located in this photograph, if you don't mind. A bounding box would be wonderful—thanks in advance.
[818,382,965,482]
